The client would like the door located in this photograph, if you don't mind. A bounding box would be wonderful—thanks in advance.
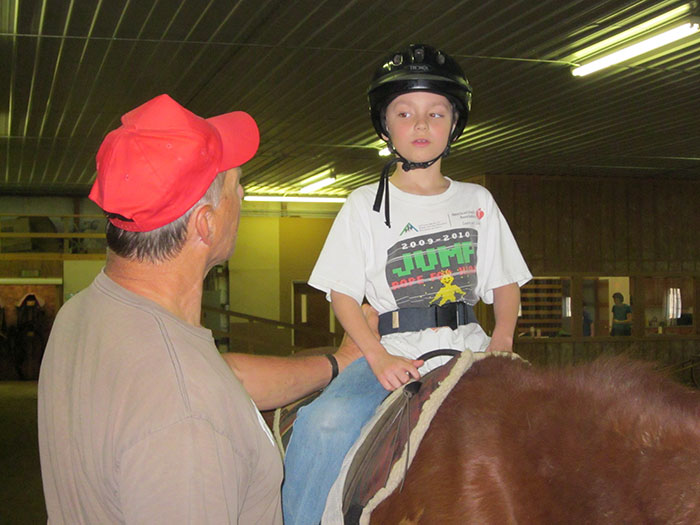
[292,282,342,349]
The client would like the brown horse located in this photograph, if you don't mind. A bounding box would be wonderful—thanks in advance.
[370,355,700,524]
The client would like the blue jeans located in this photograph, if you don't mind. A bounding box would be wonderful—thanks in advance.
[282,358,390,525]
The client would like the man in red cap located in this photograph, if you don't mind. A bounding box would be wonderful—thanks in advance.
[37,94,367,524]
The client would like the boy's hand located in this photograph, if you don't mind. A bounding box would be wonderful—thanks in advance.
[485,332,513,353]
[366,351,423,391]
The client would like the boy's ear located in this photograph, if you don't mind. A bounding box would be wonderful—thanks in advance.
[192,204,215,245]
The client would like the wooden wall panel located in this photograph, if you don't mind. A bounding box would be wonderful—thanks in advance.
[557,179,573,274]
[571,179,589,274]
[653,180,670,273]
[599,179,616,274]
[680,180,696,272]
[542,175,559,275]
[510,178,530,267]
[486,174,699,276]
[627,181,642,274]
[639,182,656,273]
[528,178,545,270]
[666,183,680,273]
[612,183,629,275]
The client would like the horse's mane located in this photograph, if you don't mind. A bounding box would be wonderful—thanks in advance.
[371,355,700,524]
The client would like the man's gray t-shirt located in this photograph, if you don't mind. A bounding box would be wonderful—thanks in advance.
[38,271,283,524]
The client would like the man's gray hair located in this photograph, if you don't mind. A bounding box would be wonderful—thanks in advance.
[105,172,227,263]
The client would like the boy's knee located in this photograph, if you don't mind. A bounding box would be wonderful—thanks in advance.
[297,396,357,434]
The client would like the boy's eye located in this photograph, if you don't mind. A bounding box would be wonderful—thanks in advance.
[430,112,444,118]
[397,111,410,118]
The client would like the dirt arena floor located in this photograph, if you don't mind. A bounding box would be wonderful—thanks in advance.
[0,381,46,524]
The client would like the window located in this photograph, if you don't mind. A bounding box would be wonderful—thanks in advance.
[515,275,694,338]
[643,277,694,335]
[581,276,631,337]
[518,277,572,337]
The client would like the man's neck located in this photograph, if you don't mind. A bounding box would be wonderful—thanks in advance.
[105,250,206,326]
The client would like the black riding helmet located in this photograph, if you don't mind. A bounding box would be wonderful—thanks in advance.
[368,44,472,144]
[367,44,472,228]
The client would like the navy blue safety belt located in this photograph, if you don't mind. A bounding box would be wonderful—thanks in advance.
[378,302,478,336]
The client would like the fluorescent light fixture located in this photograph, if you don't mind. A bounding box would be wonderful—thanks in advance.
[570,4,693,62]
[299,176,336,194]
[299,168,333,186]
[244,196,346,203]
[378,146,391,157]
[572,17,700,76]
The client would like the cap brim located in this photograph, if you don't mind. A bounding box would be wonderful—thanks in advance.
[207,111,260,171]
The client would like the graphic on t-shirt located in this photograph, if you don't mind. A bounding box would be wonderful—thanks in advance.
[400,222,418,236]
[386,228,478,308]
[429,273,466,306]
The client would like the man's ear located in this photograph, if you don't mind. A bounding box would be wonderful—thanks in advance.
[192,204,215,246]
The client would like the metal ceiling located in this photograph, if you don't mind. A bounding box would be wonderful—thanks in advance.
[1,0,699,199]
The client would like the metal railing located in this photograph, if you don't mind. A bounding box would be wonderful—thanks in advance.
[201,305,341,356]
[0,213,108,256]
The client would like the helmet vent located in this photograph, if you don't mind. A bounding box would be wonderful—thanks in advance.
[393,54,403,65]
[437,52,445,65]
[414,47,425,62]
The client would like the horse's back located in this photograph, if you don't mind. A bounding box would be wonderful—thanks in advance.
[371,355,700,524]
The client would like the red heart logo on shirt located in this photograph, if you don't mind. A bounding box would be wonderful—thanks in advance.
[476,208,484,220]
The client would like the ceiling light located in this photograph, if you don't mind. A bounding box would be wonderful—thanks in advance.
[243,196,346,203]
[299,168,333,186]
[299,176,336,194]
[570,4,694,63]
[572,19,699,76]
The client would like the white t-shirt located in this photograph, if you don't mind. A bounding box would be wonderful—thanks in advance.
[309,179,531,371]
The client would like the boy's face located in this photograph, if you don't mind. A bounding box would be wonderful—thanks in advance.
[383,92,454,164]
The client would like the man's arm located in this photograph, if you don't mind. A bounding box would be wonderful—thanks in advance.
[485,282,521,352]
[223,304,374,410]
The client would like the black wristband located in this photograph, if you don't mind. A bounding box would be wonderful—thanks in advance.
[324,353,339,384]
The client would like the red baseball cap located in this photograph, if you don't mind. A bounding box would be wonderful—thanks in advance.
[89,94,259,232]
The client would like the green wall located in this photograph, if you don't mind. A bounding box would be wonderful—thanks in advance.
[52,216,334,324]
[62,260,106,302]
[279,217,334,323]
[229,216,281,320]
[228,216,334,323]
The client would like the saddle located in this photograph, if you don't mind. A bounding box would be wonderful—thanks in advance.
[336,351,463,523]
[275,350,523,524]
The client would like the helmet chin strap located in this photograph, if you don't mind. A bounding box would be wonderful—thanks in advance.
[372,141,451,228]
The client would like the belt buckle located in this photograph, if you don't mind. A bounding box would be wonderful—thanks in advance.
[435,302,459,330]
